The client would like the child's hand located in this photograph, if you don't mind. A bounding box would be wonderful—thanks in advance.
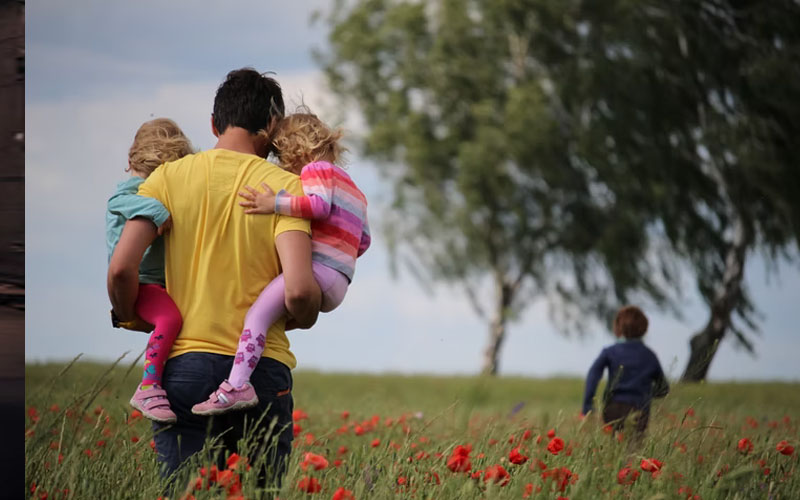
[157,215,173,236]
[238,183,276,214]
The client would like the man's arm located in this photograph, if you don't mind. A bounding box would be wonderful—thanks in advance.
[275,230,321,329]
[107,218,158,321]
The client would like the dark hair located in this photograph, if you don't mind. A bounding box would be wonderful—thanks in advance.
[613,305,649,339]
[212,68,285,137]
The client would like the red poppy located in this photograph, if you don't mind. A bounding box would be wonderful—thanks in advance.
[737,438,753,455]
[483,464,510,486]
[541,466,578,492]
[508,447,529,465]
[776,440,795,456]
[396,476,408,485]
[297,476,321,493]
[522,429,532,441]
[522,483,534,498]
[332,487,354,500]
[370,438,381,448]
[301,452,329,471]
[641,458,663,473]
[547,437,565,455]
[293,409,309,421]
[446,445,472,472]
[340,411,350,420]
[617,466,640,485]
[293,423,302,438]
[547,429,556,438]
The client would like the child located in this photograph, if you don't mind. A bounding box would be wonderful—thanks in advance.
[191,110,370,415]
[581,305,669,436]
[106,118,193,423]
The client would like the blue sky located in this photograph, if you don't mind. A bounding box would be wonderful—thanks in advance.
[25,1,800,381]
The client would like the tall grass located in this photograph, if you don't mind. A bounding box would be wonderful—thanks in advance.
[25,361,799,499]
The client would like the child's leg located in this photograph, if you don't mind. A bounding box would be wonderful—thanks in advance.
[135,284,182,389]
[228,275,287,389]
[312,262,350,313]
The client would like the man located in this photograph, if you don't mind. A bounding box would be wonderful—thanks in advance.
[107,68,321,487]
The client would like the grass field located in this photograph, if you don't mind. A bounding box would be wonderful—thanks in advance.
[25,358,799,499]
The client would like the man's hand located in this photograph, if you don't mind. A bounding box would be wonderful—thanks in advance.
[157,215,173,236]
[111,309,154,333]
[238,183,276,214]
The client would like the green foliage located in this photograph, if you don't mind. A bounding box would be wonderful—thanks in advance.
[316,0,800,370]
[25,361,800,499]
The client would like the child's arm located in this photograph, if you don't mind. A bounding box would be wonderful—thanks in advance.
[108,192,171,232]
[652,361,670,399]
[238,162,335,220]
[357,217,371,257]
[581,349,608,415]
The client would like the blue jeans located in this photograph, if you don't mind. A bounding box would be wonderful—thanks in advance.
[152,352,294,488]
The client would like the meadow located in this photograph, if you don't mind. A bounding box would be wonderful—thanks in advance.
[25,357,799,499]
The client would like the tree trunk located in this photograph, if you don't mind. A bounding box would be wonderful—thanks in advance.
[480,278,513,376]
[682,217,750,382]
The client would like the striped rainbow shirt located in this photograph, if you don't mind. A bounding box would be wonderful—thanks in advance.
[274,161,370,281]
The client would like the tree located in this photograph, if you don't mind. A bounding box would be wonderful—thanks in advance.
[317,0,800,378]
[316,0,679,375]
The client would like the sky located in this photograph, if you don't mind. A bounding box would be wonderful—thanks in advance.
[25,1,800,382]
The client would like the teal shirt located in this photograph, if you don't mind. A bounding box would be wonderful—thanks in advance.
[106,176,171,286]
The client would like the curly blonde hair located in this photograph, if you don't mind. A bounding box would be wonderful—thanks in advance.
[265,108,346,174]
[128,118,194,177]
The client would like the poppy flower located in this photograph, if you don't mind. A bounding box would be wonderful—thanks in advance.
[293,409,309,421]
[301,452,329,471]
[508,447,529,465]
[617,466,640,485]
[370,438,381,448]
[340,411,350,420]
[483,464,510,486]
[547,437,565,455]
[737,438,753,455]
[776,440,795,456]
[547,429,556,438]
[522,429,532,441]
[541,466,577,492]
[297,476,321,493]
[446,445,472,472]
[641,458,663,474]
[332,487,354,500]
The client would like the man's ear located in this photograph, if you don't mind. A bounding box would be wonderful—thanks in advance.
[211,115,219,137]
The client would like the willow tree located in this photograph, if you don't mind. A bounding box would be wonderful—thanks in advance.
[316,0,677,375]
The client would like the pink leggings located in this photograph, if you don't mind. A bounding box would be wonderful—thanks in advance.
[228,262,348,388]
[135,284,182,388]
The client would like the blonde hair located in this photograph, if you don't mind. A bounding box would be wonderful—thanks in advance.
[127,118,194,177]
[265,108,346,174]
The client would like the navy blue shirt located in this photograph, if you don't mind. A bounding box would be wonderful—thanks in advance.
[582,338,669,415]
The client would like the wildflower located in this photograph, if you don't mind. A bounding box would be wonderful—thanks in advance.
[293,409,309,421]
[686,407,695,417]
[522,429,532,441]
[370,438,381,448]
[340,411,350,420]
[542,466,578,492]
[332,487,354,500]
[641,458,663,474]
[131,436,139,443]
[523,483,534,498]
[547,429,556,438]
[483,464,510,486]
[297,476,322,493]
[508,447,529,465]
[226,453,248,470]
[49,404,60,412]
[396,476,408,485]
[304,432,315,445]
[776,440,795,456]
[338,446,348,455]
[301,452,329,471]
[293,423,302,438]
[547,437,565,455]
[446,445,472,472]
[617,466,640,485]
[737,438,753,455]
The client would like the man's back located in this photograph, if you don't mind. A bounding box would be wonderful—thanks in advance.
[139,149,309,368]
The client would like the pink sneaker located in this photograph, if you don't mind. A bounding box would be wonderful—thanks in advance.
[130,385,176,424]
[191,380,259,416]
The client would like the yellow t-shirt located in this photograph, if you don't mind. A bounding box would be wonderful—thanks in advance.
[138,149,310,369]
